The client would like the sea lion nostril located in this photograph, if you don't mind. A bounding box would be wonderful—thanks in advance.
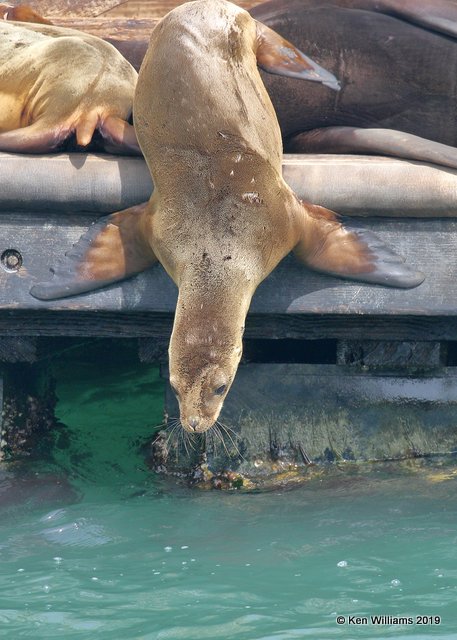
[189,416,199,430]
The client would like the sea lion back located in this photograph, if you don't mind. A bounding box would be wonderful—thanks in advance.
[134,0,282,177]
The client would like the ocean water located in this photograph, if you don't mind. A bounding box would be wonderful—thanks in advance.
[0,344,456,639]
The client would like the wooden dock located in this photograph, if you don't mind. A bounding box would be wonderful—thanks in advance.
[3,0,457,485]
[1,150,457,485]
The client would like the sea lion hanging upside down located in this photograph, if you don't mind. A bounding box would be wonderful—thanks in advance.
[0,20,139,153]
[31,0,424,433]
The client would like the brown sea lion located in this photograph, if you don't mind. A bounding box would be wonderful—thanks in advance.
[31,0,423,433]
[251,0,457,169]
[0,20,139,154]
[3,0,126,18]
[0,2,52,23]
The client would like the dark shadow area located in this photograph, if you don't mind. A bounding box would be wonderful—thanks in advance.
[243,338,337,364]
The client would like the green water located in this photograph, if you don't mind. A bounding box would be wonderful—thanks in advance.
[1,345,457,639]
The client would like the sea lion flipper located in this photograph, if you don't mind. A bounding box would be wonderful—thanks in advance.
[30,202,157,300]
[294,203,424,289]
[0,121,70,154]
[374,0,457,40]
[99,115,141,156]
[0,3,52,24]
[255,21,340,91]
[288,127,457,170]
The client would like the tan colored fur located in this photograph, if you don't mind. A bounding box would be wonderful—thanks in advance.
[135,1,305,432]
[0,20,137,150]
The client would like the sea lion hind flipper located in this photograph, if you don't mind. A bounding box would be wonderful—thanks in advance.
[374,0,457,40]
[99,115,141,156]
[255,21,340,91]
[294,203,424,289]
[288,127,457,170]
[0,121,70,154]
[30,202,157,300]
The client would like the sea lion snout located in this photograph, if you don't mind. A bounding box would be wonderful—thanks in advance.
[172,383,228,434]
[169,311,244,433]
[170,361,235,434]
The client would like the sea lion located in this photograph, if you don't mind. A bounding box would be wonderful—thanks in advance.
[0,20,139,154]
[252,0,457,169]
[0,2,52,23]
[2,0,125,19]
[31,0,423,433]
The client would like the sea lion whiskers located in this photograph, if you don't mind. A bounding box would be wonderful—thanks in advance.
[215,420,244,460]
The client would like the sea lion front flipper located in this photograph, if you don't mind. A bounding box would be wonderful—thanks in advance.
[255,21,340,91]
[288,127,457,171]
[30,202,157,300]
[293,203,424,289]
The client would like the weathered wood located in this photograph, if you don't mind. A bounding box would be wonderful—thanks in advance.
[336,340,445,371]
[0,210,454,316]
[138,337,168,362]
[0,337,37,363]
[0,155,456,341]
[151,363,457,483]
[2,312,457,342]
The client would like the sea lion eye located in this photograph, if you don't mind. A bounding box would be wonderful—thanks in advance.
[214,384,227,396]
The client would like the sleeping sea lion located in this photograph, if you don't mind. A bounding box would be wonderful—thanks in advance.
[31,0,423,433]
[0,20,139,154]
[251,0,457,169]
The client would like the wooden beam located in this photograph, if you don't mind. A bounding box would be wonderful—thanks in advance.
[150,363,457,484]
[0,212,453,316]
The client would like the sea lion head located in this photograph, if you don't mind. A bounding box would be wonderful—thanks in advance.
[169,341,242,434]
[168,275,251,433]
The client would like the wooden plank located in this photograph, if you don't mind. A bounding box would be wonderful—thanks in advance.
[336,340,444,370]
[0,212,453,315]
[0,338,37,363]
[1,311,457,340]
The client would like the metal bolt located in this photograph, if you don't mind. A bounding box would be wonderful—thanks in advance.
[1,249,23,272]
